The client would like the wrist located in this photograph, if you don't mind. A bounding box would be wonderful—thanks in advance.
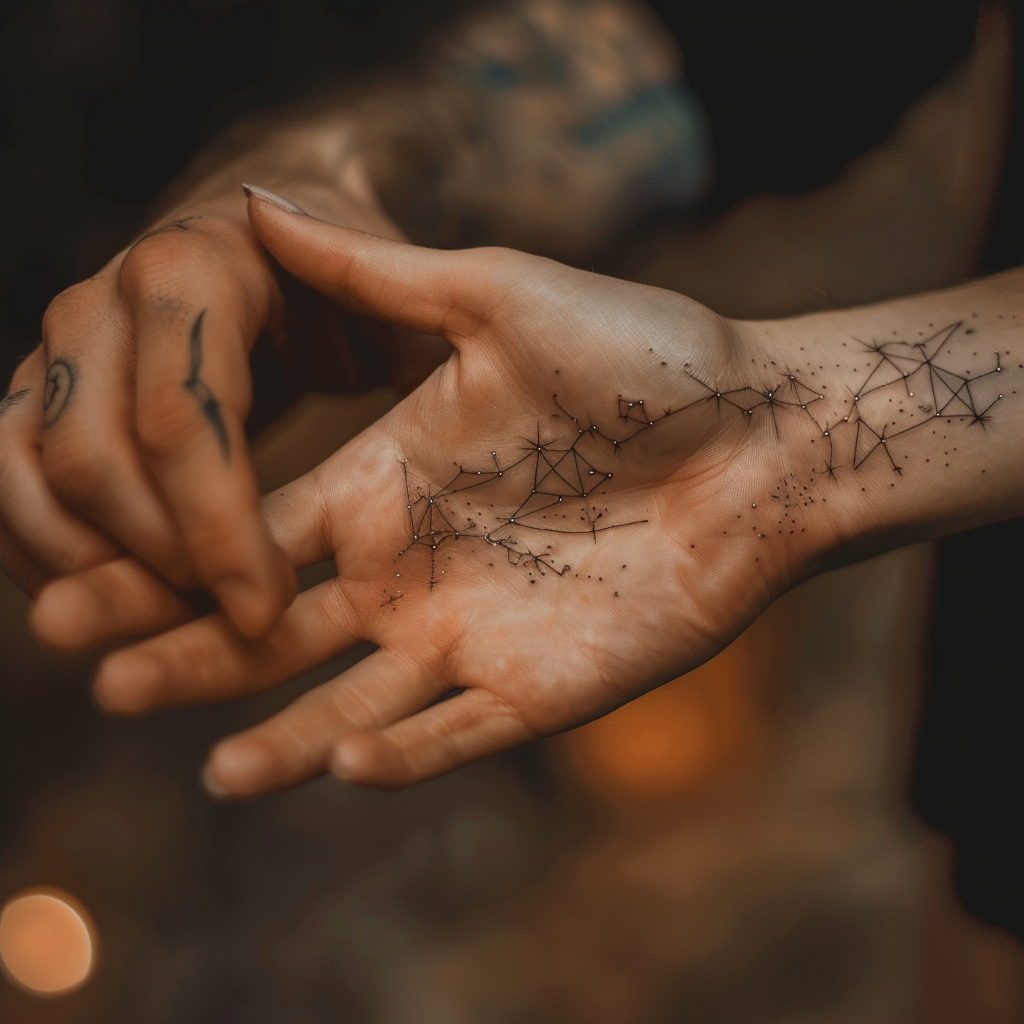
[741,279,1024,571]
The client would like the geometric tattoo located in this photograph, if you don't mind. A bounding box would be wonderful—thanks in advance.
[43,359,77,427]
[183,309,229,459]
[813,321,1003,479]
[401,396,651,586]
[400,321,1005,588]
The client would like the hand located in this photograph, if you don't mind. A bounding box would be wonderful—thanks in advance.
[0,179,443,636]
[37,197,847,796]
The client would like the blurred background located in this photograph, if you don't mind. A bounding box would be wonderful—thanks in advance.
[2,1,1024,1020]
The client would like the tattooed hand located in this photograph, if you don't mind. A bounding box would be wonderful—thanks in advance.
[32,198,1024,795]
[0,174,439,634]
[0,0,701,633]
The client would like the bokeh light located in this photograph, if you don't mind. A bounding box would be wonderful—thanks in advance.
[563,644,751,802]
[0,889,96,996]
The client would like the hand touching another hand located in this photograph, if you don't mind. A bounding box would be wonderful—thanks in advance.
[37,194,1024,796]
[0,179,439,637]
[39,194,858,797]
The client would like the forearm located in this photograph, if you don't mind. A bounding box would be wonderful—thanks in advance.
[148,0,706,255]
[739,270,1024,567]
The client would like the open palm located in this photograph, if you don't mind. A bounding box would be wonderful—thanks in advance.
[38,200,820,795]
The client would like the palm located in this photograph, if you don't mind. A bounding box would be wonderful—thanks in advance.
[82,215,789,794]
[318,266,745,724]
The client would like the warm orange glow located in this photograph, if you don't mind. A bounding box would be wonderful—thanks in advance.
[562,644,752,802]
[0,889,96,996]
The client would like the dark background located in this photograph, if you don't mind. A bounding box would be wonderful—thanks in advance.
[0,0,1020,961]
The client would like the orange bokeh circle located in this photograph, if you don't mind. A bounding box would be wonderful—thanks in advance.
[0,888,96,996]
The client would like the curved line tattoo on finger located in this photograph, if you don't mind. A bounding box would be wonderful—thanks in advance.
[43,359,77,427]
[0,387,30,418]
[183,309,230,459]
[128,215,202,252]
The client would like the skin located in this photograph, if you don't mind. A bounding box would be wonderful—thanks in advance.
[0,175,433,636]
[27,198,1024,797]
[0,0,687,636]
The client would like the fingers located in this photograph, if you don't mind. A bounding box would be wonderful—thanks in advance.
[93,577,362,715]
[0,350,121,579]
[38,286,193,584]
[31,557,196,651]
[125,246,296,638]
[29,464,337,652]
[261,468,335,568]
[203,647,447,798]
[330,689,533,789]
[246,189,523,342]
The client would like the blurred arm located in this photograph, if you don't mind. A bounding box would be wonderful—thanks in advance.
[156,0,707,260]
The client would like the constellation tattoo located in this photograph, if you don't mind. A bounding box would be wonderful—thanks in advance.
[128,216,202,252]
[399,321,1006,588]
[815,321,1003,477]
[183,309,229,458]
[400,394,668,588]
[43,358,77,427]
[0,388,30,418]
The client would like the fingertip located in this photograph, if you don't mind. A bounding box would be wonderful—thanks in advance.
[214,556,296,640]
[200,762,229,801]
[30,580,91,651]
[93,651,164,716]
[330,732,406,790]
[204,739,275,799]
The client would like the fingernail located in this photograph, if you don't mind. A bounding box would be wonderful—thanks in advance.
[201,763,228,800]
[241,183,306,215]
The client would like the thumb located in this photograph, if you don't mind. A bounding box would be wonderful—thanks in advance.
[245,186,514,344]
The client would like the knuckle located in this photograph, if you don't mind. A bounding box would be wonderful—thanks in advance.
[117,235,189,300]
[117,228,253,314]
[41,281,102,344]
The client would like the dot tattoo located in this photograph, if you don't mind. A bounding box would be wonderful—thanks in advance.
[183,309,229,459]
[398,321,1010,590]
[43,358,77,427]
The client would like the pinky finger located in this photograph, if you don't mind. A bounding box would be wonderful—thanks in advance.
[329,689,533,789]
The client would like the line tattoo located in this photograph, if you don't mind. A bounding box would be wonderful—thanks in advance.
[400,321,1008,588]
[43,359,77,427]
[128,216,202,252]
[401,395,657,588]
[183,309,229,458]
[0,387,30,418]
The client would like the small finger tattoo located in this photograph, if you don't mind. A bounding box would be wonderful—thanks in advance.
[43,359,77,427]
[0,387,30,418]
[129,215,202,252]
[183,309,229,458]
